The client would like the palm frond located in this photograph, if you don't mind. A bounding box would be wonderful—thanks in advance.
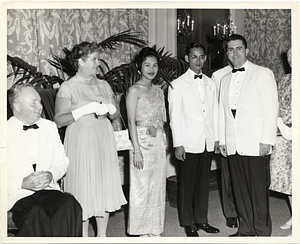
[46,29,147,81]
[102,62,140,95]
[102,45,189,93]
[7,54,64,89]
[98,58,110,75]
[98,30,147,50]
[46,50,76,78]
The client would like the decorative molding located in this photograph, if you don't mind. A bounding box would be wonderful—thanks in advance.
[148,9,177,56]
[230,9,244,36]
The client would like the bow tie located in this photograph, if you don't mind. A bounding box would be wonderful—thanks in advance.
[194,74,203,79]
[232,67,245,73]
[23,124,39,131]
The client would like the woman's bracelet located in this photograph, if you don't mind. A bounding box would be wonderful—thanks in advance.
[133,150,141,154]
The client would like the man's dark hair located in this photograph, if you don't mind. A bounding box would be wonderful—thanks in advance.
[226,34,248,49]
[185,42,206,56]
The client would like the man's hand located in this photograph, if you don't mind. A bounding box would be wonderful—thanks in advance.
[219,145,227,157]
[259,143,271,157]
[22,171,53,191]
[175,146,186,161]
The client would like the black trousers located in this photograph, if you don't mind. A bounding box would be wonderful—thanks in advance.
[228,154,272,236]
[10,190,82,237]
[218,154,237,219]
[178,150,213,227]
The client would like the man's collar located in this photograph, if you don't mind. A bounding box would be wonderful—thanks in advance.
[188,68,203,77]
[234,60,249,70]
[14,116,41,128]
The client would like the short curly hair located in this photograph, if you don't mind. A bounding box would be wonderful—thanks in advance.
[68,42,99,71]
[135,47,159,71]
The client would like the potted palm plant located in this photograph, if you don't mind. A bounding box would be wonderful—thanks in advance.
[7,29,189,126]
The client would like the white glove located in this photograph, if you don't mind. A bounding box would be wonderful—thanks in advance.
[72,102,103,121]
[106,103,117,115]
[277,117,292,141]
[95,103,109,116]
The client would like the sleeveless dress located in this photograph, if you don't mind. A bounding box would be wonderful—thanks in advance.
[269,74,292,195]
[56,78,127,221]
[128,85,167,235]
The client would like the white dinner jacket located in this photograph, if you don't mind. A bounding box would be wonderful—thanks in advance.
[211,65,232,96]
[219,61,278,156]
[7,117,69,210]
[168,68,218,153]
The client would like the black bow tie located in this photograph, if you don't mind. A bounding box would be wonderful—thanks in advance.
[23,124,39,131]
[232,67,245,73]
[194,74,203,79]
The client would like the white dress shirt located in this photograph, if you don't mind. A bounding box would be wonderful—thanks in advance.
[228,61,249,110]
[194,72,206,112]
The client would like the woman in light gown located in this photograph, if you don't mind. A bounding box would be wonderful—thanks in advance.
[126,47,167,237]
[269,46,292,235]
[54,42,127,237]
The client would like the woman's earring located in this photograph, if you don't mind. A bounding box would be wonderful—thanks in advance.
[138,70,141,75]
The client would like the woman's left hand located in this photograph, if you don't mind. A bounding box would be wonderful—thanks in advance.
[133,151,144,169]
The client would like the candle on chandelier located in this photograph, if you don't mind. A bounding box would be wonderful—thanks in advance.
[213,25,216,35]
[191,20,194,31]
[177,19,180,30]
[223,25,226,35]
[234,25,237,33]
[217,23,220,34]
[187,14,190,26]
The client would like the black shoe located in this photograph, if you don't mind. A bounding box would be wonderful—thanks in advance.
[195,223,220,233]
[184,225,199,237]
[226,217,238,228]
[229,232,249,237]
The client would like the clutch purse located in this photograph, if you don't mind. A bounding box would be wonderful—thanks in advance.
[114,115,133,151]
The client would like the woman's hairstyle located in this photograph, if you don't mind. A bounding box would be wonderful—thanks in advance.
[68,42,99,71]
[8,83,34,110]
[135,47,159,71]
[185,42,206,56]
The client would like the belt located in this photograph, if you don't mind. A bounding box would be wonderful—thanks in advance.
[135,120,163,128]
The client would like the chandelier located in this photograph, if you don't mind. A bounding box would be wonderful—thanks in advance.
[212,15,236,40]
[177,10,194,36]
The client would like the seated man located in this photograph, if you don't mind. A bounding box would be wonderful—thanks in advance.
[7,83,82,237]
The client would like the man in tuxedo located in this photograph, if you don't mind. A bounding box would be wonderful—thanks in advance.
[7,83,82,237]
[212,64,238,229]
[219,34,278,236]
[168,42,219,236]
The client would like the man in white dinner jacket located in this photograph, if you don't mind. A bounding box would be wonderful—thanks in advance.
[219,34,278,236]
[168,42,219,237]
[7,83,82,236]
